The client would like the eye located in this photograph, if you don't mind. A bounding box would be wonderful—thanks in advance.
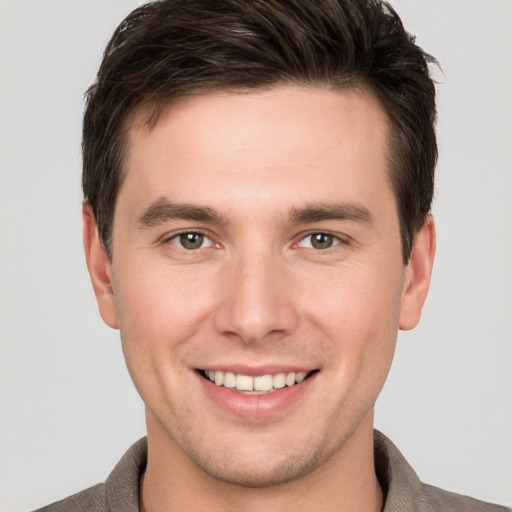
[168,232,213,250]
[297,232,341,250]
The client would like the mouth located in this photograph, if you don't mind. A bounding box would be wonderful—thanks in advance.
[198,369,318,395]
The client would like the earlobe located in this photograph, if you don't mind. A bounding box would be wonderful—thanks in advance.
[399,215,436,331]
[82,202,119,329]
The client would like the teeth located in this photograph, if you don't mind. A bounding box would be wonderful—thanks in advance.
[285,372,296,386]
[235,374,253,391]
[223,371,236,388]
[254,375,273,391]
[295,372,307,383]
[273,373,286,389]
[203,370,311,392]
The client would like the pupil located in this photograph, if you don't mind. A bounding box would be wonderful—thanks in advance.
[180,233,203,249]
[312,233,333,249]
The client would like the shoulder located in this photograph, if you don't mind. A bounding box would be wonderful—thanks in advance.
[31,438,147,512]
[32,483,107,512]
[374,430,511,512]
[420,483,511,512]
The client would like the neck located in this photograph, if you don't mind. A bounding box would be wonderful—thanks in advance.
[140,411,383,512]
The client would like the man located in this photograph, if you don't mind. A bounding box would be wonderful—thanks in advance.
[33,0,510,511]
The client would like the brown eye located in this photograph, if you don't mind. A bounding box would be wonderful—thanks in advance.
[174,232,208,250]
[310,233,334,249]
[297,232,340,250]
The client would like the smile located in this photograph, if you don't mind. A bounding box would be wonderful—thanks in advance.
[199,369,315,394]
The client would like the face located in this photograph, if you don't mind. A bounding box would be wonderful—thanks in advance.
[85,85,434,487]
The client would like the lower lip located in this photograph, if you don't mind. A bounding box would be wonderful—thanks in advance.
[197,372,316,418]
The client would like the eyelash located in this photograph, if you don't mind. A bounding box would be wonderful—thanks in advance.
[162,230,350,253]
[295,231,349,251]
[164,230,216,251]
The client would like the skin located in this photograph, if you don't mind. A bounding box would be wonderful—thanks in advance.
[83,85,435,512]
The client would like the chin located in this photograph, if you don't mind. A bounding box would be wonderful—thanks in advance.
[187,443,326,488]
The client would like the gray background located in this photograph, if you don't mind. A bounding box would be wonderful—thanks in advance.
[1,1,511,510]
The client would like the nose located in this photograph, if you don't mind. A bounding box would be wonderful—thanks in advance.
[213,249,299,344]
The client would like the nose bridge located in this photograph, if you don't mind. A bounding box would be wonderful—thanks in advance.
[214,244,297,343]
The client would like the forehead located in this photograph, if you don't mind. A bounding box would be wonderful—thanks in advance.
[119,86,392,217]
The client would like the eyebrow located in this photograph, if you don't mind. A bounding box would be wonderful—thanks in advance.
[137,198,373,229]
[137,198,228,227]
[288,203,373,225]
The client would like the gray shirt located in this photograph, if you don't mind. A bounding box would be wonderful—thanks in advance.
[35,431,511,512]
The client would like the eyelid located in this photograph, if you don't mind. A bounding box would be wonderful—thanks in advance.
[294,230,350,249]
[159,228,351,252]
[163,229,218,250]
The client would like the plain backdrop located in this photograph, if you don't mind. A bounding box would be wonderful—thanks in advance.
[1,1,511,510]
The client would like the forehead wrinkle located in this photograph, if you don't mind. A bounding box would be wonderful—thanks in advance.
[137,198,229,228]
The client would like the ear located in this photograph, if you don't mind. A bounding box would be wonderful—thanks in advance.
[399,215,436,331]
[82,202,119,329]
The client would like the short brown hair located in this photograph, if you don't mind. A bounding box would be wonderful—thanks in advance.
[82,0,437,263]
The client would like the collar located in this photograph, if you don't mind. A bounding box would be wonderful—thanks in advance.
[103,431,507,512]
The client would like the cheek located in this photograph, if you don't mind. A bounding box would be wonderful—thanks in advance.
[300,263,403,386]
[112,262,216,375]
[304,263,403,331]
[116,261,214,329]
